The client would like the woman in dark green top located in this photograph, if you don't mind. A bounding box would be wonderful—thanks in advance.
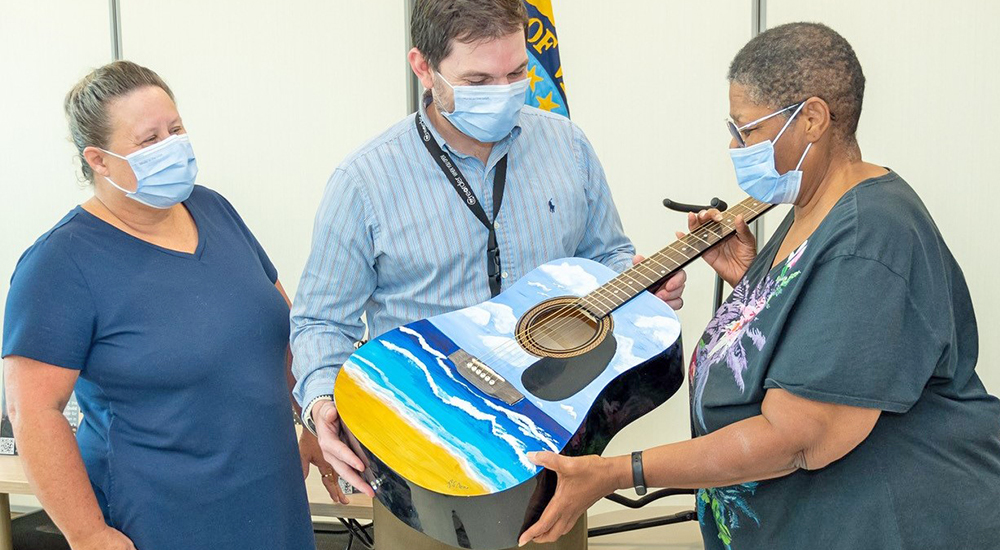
[518,22,1000,549]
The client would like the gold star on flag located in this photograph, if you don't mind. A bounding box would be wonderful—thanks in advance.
[526,66,544,92]
[535,91,560,112]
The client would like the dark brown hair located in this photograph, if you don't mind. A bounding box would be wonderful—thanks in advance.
[411,0,528,70]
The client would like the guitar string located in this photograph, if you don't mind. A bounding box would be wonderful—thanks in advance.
[470,200,765,368]
[588,199,763,311]
[468,199,767,370]
[518,200,762,350]
[521,200,763,346]
[526,199,764,336]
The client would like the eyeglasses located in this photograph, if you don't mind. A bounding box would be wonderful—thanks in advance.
[726,102,803,148]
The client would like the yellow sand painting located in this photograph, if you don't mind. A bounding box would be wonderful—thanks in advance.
[335,368,490,497]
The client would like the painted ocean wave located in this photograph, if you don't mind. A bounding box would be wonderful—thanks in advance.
[348,327,568,492]
[399,326,562,454]
[345,356,499,490]
[343,257,681,494]
[379,340,538,473]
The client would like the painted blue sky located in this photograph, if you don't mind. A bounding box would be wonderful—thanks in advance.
[431,257,680,432]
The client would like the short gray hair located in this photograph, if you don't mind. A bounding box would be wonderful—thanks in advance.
[728,22,865,144]
[64,60,174,182]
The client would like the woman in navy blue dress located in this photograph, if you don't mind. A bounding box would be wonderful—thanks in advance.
[2,61,341,549]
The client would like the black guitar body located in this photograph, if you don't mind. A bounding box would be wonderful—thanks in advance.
[343,336,684,549]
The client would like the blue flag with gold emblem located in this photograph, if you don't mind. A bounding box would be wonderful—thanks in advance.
[523,0,569,117]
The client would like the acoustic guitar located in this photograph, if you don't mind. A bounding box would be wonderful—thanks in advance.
[335,197,773,549]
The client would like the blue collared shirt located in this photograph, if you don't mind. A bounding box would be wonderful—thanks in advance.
[291,97,635,408]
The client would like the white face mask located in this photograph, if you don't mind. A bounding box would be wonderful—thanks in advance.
[437,72,529,143]
[100,134,198,209]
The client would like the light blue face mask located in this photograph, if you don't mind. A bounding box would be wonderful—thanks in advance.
[101,133,198,209]
[729,102,812,204]
[437,72,530,143]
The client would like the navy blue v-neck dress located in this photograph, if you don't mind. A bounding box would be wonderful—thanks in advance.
[3,186,315,549]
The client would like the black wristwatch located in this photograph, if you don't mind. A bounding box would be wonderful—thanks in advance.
[631,451,647,496]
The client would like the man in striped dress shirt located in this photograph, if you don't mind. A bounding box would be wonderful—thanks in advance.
[290,1,686,548]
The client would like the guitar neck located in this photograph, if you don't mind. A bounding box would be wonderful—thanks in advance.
[579,197,776,317]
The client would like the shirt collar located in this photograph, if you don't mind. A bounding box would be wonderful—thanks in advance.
[418,91,522,164]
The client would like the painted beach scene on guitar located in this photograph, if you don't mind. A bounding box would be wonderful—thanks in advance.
[335,257,680,498]
[333,198,768,548]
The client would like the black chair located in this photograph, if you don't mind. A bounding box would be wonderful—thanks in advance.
[10,510,71,550]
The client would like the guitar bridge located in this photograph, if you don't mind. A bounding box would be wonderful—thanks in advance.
[448,350,524,406]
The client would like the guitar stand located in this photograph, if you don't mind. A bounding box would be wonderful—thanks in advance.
[662,197,730,312]
[339,518,375,550]
[588,197,730,540]
[588,489,697,538]
[314,517,374,550]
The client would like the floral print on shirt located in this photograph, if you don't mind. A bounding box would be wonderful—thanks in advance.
[690,241,808,549]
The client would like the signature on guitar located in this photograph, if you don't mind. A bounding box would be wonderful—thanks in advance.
[448,479,471,491]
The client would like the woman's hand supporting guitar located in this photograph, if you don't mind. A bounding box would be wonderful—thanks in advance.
[686,208,758,286]
[312,401,376,497]
[633,256,687,310]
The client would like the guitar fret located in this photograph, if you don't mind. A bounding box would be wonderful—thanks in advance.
[621,269,656,288]
[643,255,675,276]
[586,289,621,317]
[577,198,774,317]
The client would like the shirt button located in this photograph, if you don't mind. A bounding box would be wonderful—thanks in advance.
[494,221,501,230]
[501,272,509,279]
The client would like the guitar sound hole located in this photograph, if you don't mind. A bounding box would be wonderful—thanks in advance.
[516,297,613,359]
[529,307,598,352]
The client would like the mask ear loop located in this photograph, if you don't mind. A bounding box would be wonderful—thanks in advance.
[99,148,128,161]
[795,142,813,170]
[433,72,461,117]
[435,72,456,91]
[776,102,812,172]
[774,101,807,144]
[95,148,134,194]
[104,176,135,195]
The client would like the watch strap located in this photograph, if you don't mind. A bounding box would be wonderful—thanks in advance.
[631,451,647,496]
[302,394,334,436]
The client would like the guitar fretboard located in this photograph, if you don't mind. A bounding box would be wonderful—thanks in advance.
[577,198,775,317]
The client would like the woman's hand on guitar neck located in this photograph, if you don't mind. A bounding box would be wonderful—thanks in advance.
[685,209,757,287]
[312,401,376,497]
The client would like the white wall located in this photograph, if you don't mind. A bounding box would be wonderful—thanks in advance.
[0,1,107,321]
[1,0,997,525]
[119,0,408,300]
[765,0,1000,398]
[1,0,408,512]
[555,0,1000,515]
[550,0,753,515]
[559,0,1000,516]
[0,0,113,511]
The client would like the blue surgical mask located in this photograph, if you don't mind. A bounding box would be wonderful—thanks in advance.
[437,73,529,143]
[101,134,198,209]
[729,103,812,204]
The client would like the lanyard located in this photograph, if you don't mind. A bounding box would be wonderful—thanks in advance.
[415,114,507,297]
